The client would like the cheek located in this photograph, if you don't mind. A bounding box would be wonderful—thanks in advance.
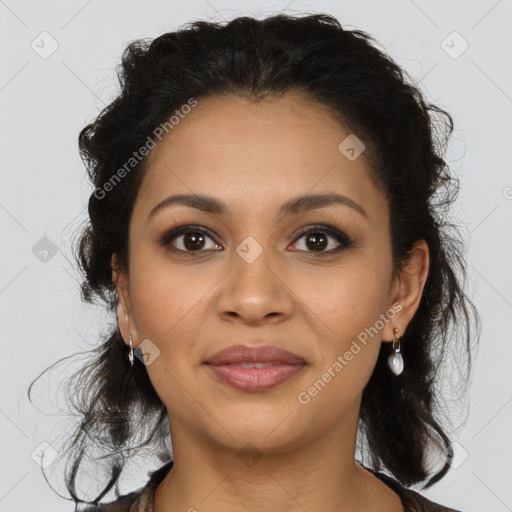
[297,259,390,341]
[128,254,211,343]
[295,297,384,423]
[127,262,209,414]
[126,258,216,407]
[294,261,389,388]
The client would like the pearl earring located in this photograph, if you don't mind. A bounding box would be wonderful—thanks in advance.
[128,332,134,368]
[387,327,404,376]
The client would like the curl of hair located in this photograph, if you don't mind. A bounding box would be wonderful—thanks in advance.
[29,12,480,506]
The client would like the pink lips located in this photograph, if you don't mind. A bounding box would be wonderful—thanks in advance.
[203,344,306,392]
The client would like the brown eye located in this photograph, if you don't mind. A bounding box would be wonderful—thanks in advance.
[291,225,353,255]
[160,225,221,252]
[182,232,206,251]
[303,232,329,251]
[160,223,353,256]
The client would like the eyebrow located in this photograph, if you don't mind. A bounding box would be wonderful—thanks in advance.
[148,192,368,220]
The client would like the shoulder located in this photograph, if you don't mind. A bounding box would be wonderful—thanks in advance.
[79,461,174,512]
[364,466,463,512]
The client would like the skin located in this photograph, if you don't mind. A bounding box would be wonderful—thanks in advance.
[112,92,429,512]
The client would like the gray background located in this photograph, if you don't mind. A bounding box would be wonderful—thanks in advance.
[1,0,511,510]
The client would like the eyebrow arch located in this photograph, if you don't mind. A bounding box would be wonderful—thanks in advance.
[148,192,368,220]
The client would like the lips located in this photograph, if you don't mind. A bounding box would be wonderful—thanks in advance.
[204,344,306,366]
[203,344,306,392]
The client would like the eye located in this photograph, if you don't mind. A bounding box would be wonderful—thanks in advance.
[160,225,221,253]
[290,224,353,255]
[160,223,354,255]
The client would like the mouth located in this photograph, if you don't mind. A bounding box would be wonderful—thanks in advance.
[203,344,307,392]
[220,362,288,368]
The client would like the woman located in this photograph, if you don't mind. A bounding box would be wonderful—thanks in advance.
[30,12,479,512]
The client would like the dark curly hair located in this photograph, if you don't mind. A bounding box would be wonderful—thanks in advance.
[28,12,480,507]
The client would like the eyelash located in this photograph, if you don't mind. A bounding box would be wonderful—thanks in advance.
[159,224,354,256]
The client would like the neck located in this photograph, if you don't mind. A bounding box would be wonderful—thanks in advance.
[153,403,401,512]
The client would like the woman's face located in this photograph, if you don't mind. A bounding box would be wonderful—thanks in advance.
[115,92,427,454]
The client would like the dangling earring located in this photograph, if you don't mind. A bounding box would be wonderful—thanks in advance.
[388,327,404,376]
[128,332,134,368]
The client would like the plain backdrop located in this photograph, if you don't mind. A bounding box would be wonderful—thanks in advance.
[1,0,511,511]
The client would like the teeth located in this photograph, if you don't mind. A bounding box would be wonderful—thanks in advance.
[234,362,275,368]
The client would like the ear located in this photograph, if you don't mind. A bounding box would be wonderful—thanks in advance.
[111,253,139,348]
[382,239,430,342]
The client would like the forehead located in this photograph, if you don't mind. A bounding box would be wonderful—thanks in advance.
[134,92,387,221]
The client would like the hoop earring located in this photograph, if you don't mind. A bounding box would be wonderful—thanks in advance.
[388,327,404,376]
[128,332,134,368]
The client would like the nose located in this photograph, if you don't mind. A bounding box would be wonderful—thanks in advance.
[216,242,294,326]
